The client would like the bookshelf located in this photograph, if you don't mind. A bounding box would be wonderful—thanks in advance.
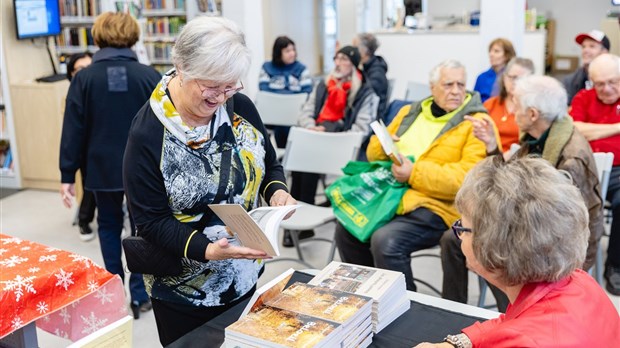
[0,60,21,189]
[56,1,221,74]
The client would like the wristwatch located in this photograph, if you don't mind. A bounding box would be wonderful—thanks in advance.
[444,334,466,348]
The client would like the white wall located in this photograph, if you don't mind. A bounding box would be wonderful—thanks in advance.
[262,0,321,75]
[426,0,480,21]
[528,0,616,57]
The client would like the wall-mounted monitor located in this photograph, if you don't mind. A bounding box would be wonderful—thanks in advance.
[13,0,62,40]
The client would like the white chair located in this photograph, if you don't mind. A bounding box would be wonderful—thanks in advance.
[277,127,364,267]
[405,81,431,102]
[593,152,614,285]
[254,91,308,127]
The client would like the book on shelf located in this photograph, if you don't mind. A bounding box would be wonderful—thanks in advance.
[208,204,298,257]
[370,119,402,165]
[227,268,373,348]
[308,261,410,333]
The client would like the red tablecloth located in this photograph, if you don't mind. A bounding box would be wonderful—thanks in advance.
[0,233,128,341]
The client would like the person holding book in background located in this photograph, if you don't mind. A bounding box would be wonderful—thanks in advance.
[473,38,515,102]
[442,75,603,312]
[258,36,312,148]
[289,45,378,247]
[480,57,534,152]
[65,51,97,242]
[123,16,295,346]
[334,60,491,292]
[59,12,161,319]
[415,157,620,348]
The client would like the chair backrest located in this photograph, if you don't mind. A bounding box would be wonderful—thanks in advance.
[386,78,396,100]
[282,127,364,176]
[593,152,614,198]
[254,91,308,127]
[405,81,430,102]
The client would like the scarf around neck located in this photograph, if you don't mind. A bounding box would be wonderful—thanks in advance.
[149,70,230,149]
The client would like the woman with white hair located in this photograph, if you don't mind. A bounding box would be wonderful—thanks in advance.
[418,156,619,347]
[123,16,295,345]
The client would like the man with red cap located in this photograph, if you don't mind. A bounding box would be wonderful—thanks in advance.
[563,30,610,104]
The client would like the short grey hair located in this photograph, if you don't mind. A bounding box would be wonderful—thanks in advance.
[429,60,466,86]
[172,16,250,83]
[455,156,588,286]
[514,75,567,123]
[588,53,620,78]
[356,33,379,56]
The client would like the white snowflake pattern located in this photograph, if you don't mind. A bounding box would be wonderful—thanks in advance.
[36,301,49,314]
[80,312,108,334]
[54,328,69,339]
[39,254,57,262]
[45,246,60,252]
[10,316,23,330]
[54,269,74,290]
[94,287,114,304]
[59,307,70,324]
[20,246,31,251]
[28,267,40,273]
[1,237,23,245]
[1,275,36,302]
[43,315,51,323]
[0,255,28,268]
[0,248,8,256]
[68,254,92,268]
[87,280,98,292]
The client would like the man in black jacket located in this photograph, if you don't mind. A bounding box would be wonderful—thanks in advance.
[562,30,609,104]
[354,33,389,119]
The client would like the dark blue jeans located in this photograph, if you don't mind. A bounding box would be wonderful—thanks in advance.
[335,207,447,291]
[93,190,148,303]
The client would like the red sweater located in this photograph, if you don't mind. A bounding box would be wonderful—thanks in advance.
[570,88,620,166]
[483,96,519,151]
[462,270,620,347]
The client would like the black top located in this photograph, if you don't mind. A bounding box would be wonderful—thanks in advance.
[123,93,288,278]
[363,55,389,118]
[59,47,161,190]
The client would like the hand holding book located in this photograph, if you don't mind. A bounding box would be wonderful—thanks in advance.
[370,120,402,165]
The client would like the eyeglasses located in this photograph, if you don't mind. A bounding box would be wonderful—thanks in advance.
[591,78,620,90]
[452,219,472,240]
[194,80,244,99]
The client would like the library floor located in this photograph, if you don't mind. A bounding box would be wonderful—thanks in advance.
[2,189,619,347]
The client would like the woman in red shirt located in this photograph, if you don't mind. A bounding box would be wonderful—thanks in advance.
[483,57,534,152]
[416,157,620,348]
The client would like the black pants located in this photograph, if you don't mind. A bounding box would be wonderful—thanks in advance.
[290,171,320,205]
[606,165,620,269]
[151,286,256,346]
[78,189,96,225]
[334,207,447,291]
[440,229,509,312]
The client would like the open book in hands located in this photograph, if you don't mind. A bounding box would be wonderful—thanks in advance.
[208,204,299,257]
[370,120,402,165]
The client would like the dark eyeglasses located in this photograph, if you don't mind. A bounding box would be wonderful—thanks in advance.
[452,219,472,240]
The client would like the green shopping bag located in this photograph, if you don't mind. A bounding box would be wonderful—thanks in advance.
[326,160,410,242]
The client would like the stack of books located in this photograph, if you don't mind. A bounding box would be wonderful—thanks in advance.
[308,261,410,333]
[225,269,374,348]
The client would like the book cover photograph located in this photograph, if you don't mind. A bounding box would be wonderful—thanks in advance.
[266,282,372,324]
[226,305,341,348]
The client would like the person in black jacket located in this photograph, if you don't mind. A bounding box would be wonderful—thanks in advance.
[122,16,295,346]
[354,33,389,119]
[562,30,609,104]
[59,12,161,319]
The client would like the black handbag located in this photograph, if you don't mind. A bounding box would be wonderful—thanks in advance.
[122,236,183,277]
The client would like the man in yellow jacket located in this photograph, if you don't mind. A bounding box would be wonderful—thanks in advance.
[334,60,491,291]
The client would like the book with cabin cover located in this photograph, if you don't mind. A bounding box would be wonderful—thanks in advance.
[209,204,299,257]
